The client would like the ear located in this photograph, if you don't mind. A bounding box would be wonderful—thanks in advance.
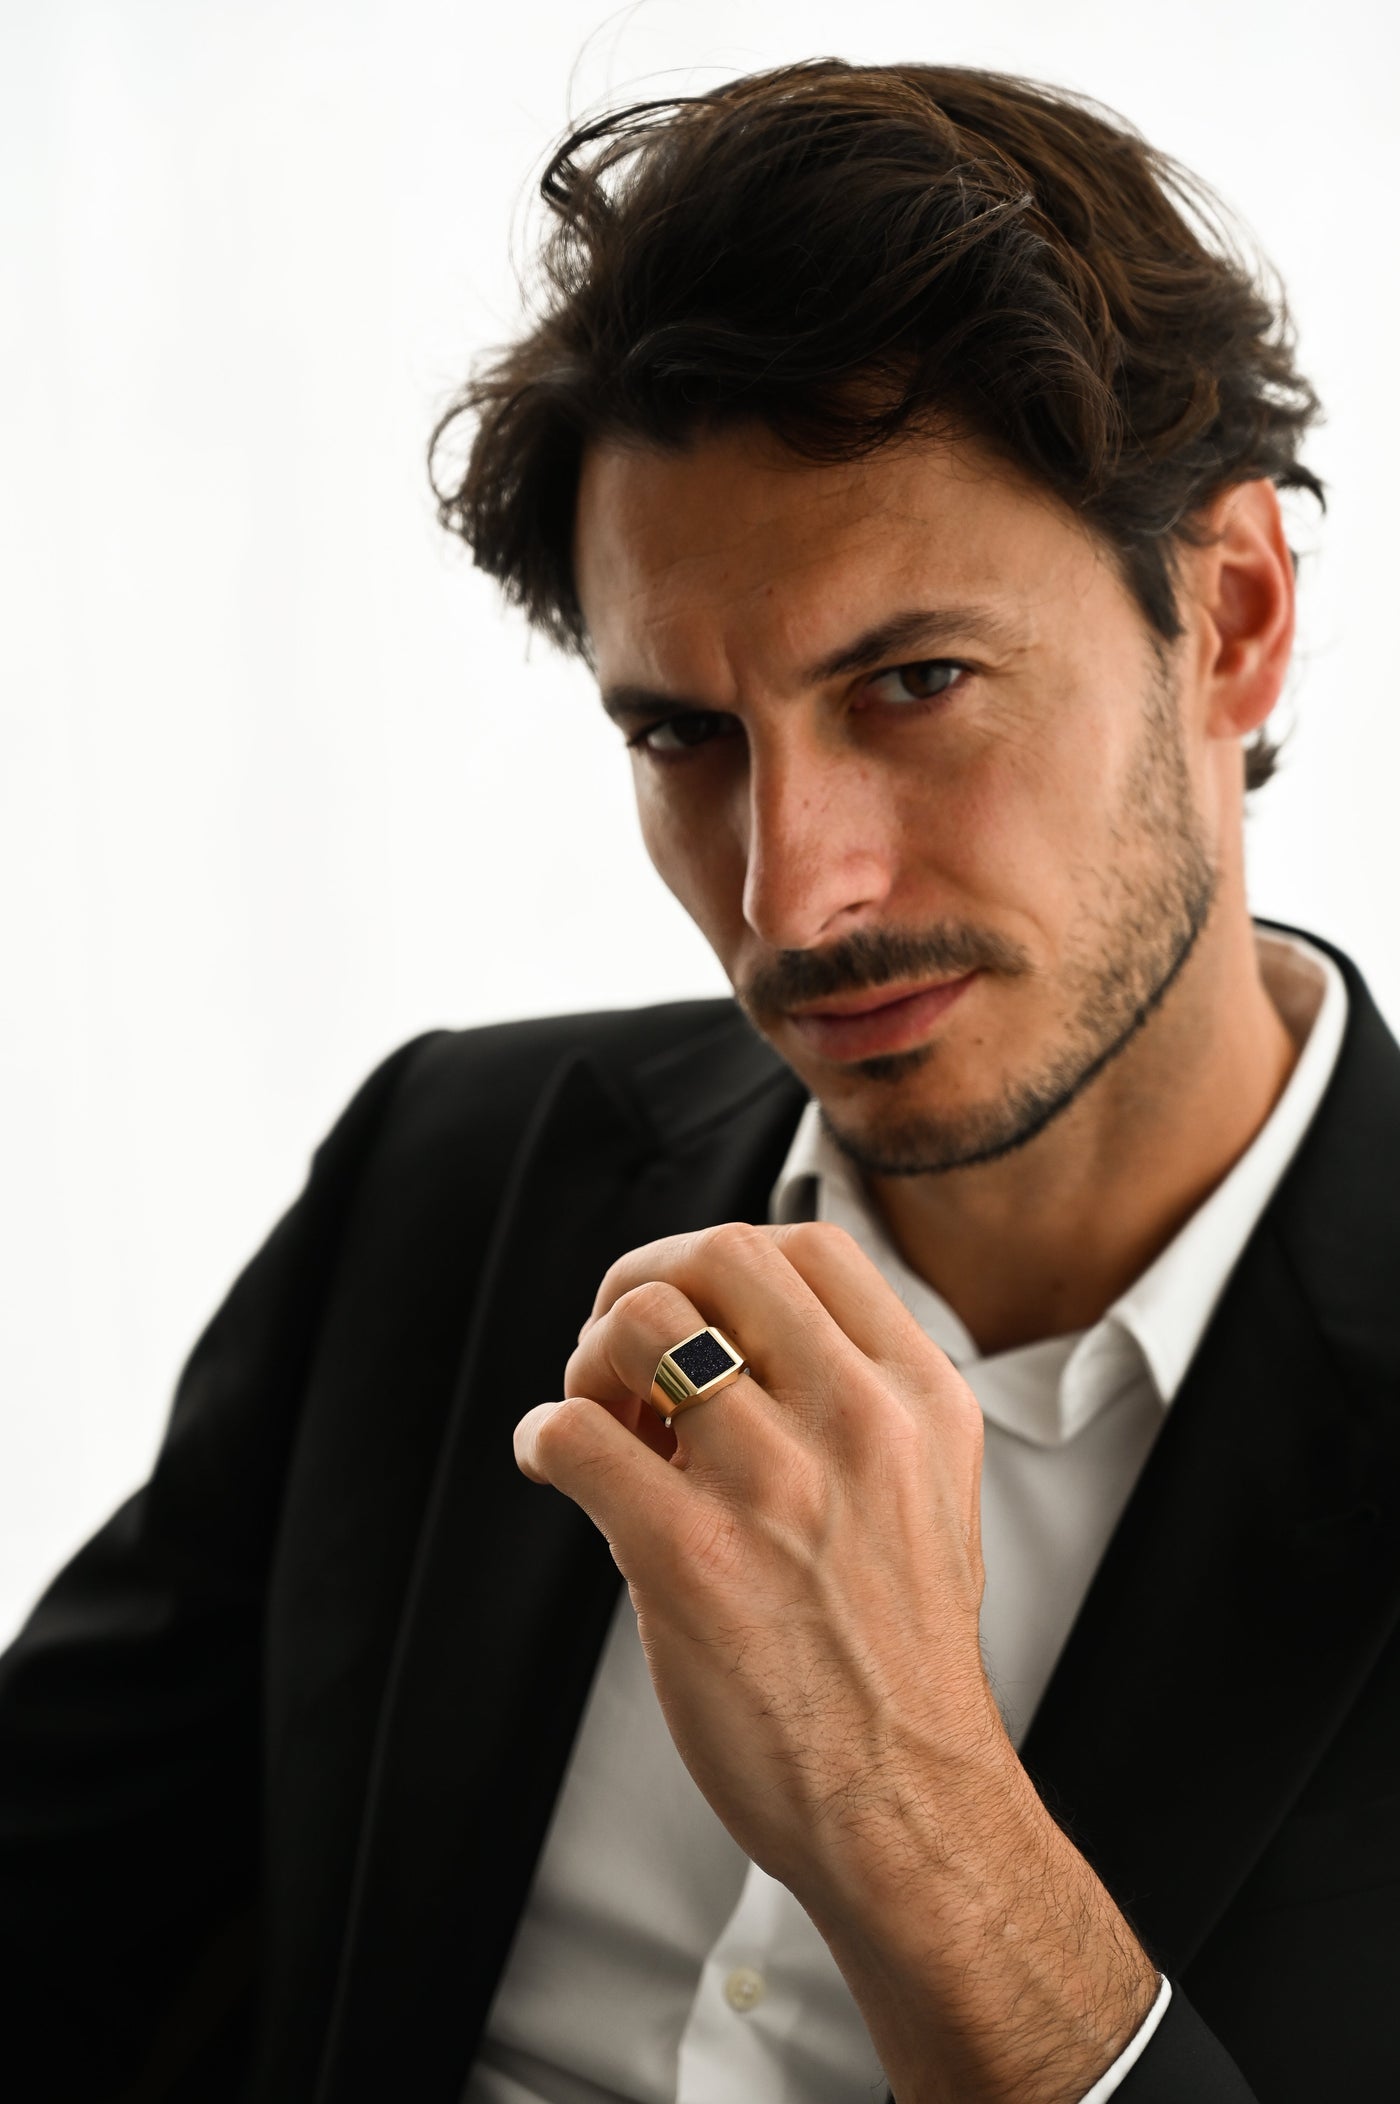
[1185,479,1295,742]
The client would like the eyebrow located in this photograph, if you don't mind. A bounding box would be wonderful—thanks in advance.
[599,603,1025,722]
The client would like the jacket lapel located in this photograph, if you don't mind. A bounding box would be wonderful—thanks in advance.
[1021,937,1400,1972]
[314,1017,803,2103]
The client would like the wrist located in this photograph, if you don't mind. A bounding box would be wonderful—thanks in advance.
[795,1731,1159,2104]
[790,1685,1021,1923]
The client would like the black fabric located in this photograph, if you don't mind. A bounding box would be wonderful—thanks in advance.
[1115,1987,1257,2101]
[1,931,1397,2102]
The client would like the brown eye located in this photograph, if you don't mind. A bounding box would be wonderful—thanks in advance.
[630,711,740,755]
[866,661,967,706]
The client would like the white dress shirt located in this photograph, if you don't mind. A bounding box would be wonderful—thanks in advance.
[464,929,1346,2104]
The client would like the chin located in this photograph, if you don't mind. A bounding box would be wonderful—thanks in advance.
[816,1047,1094,1178]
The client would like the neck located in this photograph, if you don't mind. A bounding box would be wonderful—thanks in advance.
[866,904,1300,1357]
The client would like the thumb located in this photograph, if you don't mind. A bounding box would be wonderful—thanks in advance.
[514,1401,566,1483]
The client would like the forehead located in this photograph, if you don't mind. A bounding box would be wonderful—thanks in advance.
[572,423,1102,688]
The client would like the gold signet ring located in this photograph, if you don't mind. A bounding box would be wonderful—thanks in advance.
[648,1326,749,1426]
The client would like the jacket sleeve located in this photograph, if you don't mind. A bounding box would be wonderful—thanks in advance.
[1114,1982,1258,2100]
[0,1034,440,2104]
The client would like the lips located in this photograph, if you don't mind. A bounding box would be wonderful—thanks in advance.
[786,972,979,1062]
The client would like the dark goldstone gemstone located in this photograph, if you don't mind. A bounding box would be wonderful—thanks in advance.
[670,1329,738,1389]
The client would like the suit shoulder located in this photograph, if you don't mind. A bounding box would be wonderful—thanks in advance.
[346,997,748,1166]
[418,995,743,1097]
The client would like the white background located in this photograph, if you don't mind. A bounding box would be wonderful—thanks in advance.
[2,0,1396,1641]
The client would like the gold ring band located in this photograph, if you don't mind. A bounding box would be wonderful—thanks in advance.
[649,1326,748,1425]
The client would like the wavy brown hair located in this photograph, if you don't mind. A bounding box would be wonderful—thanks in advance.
[431,60,1323,790]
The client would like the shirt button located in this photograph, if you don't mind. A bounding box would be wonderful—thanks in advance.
[723,1966,767,2013]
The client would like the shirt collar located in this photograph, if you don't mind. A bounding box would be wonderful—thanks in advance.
[769,927,1348,1444]
[1109,928,1346,1404]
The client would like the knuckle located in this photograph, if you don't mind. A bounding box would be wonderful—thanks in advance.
[777,1218,855,1263]
[588,1235,682,1325]
[908,1356,984,1449]
[699,1219,770,1267]
[616,1277,687,1336]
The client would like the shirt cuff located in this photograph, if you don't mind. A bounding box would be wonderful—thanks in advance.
[1076,1976,1173,2104]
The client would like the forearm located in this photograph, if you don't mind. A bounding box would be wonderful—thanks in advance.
[794,1732,1160,2104]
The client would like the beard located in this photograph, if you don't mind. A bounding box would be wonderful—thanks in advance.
[738,648,1219,1178]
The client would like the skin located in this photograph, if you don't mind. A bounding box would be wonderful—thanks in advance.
[513,421,1299,2101]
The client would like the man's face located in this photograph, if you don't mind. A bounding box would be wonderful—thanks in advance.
[574,423,1219,1176]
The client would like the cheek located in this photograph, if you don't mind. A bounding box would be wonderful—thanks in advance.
[898,732,1108,931]
[993,709,1166,939]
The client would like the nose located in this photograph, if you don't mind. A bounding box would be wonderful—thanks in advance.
[739,731,896,952]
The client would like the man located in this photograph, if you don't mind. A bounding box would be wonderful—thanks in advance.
[1,57,1393,2104]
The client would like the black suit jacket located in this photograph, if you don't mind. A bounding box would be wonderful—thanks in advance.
[2,924,1398,2104]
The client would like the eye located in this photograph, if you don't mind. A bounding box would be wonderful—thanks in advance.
[864,659,968,708]
[627,711,741,757]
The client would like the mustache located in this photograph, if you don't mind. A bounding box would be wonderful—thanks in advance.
[740,921,1032,1017]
